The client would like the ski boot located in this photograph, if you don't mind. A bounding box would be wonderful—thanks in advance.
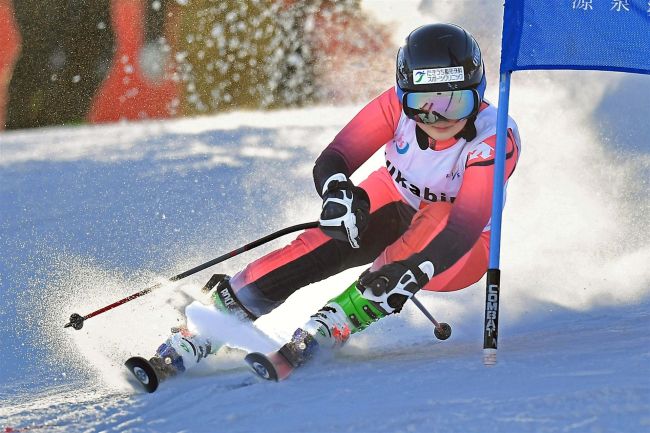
[286,280,387,361]
[300,280,387,353]
[126,326,214,392]
[128,275,256,391]
[148,326,214,380]
[204,274,257,322]
[148,275,254,378]
[246,281,388,380]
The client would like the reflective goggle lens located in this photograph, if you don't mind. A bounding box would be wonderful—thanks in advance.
[403,90,478,124]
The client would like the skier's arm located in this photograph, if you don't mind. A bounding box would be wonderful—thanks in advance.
[314,87,401,248]
[313,87,402,193]
[418,131,520,274]
[359,131,520,311]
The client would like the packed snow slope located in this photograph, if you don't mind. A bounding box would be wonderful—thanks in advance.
[1,3,650,433]
[1,82,648,432]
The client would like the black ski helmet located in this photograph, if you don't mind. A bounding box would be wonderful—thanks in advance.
[396,23,486,101]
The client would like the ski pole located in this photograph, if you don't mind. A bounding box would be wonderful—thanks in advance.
[411,294,452,340]
[64,221,319,330]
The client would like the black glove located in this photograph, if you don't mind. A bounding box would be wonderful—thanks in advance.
[358,254,435,314]
[319,173,370,248]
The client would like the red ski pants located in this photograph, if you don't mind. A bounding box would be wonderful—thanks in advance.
[230,168,489,316]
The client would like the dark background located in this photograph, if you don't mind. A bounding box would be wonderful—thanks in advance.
[0,0,391,130]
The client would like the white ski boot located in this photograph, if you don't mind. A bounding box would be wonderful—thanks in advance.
[149,327,213,379]
[149,275,255,379]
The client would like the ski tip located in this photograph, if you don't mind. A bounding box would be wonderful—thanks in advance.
[125,356,160,393]
[244,352,279,382]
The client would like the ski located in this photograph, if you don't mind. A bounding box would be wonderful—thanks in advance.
[125,356,161,393]
[244,351,295,382]
[244,328,320,381]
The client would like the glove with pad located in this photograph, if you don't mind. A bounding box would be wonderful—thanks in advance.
[319,173,370,249]
[358,254,435,314]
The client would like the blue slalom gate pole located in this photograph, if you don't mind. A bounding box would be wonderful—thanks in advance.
[483,70,512,366]
[490,0,650,366]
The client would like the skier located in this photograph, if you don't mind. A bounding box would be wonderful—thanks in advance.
[151,23,521,378]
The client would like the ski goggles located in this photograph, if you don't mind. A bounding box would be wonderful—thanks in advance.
[402,89,480,124]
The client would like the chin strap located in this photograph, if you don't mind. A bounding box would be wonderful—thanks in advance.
[415,124,432,150]
[455,115,478,141]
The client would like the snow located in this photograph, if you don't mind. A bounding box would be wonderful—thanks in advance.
[1,3,649,432]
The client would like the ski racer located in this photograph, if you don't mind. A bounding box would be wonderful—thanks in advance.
[152,22,521,377]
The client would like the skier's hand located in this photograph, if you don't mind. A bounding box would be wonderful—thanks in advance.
[319,173,370,248]
[358,254,435,314]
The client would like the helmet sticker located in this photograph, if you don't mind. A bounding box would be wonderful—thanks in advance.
[412,66,465,85]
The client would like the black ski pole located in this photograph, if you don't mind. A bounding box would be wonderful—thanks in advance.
[64,221,319,330]
[411,295,452,340]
